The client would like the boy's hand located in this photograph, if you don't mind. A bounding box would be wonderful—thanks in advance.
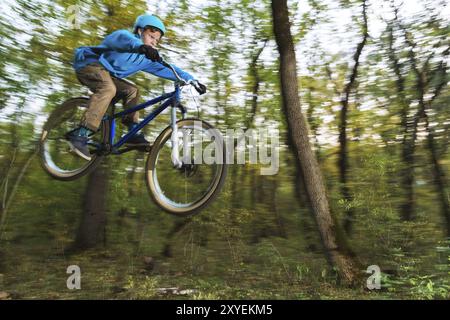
[138,45,162,62]
[193,81,207,95]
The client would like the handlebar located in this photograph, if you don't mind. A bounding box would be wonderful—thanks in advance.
[159,59,189,85]
[158,58,204,94]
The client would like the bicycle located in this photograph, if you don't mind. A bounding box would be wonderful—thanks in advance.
[39,59,227,216]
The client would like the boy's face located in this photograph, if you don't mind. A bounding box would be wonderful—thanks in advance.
[140,28,162,48]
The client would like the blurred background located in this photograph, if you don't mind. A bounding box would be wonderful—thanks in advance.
[0,0,449,299]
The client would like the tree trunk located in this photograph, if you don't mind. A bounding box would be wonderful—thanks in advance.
[340,0,368,234]
[269,177,287,238]
[420,60,449,236]
[404,30,450,233]
[74,161,109,249]
[387,23,419,221]
[424,57,450,236]
[271,0,359,285]
[245,39,268,130]
[424,118,450,236]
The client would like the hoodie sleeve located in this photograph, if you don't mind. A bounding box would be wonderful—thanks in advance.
[101,30,143,53]
[143,62,195,82]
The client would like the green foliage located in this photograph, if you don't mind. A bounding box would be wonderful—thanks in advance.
[0,0,449,300]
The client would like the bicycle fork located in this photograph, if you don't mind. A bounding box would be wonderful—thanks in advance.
[170,106,183,168]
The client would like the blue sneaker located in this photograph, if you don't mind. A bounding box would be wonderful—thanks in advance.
[66,132,92,161]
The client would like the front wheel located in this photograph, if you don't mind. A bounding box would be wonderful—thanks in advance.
[145,118,227,216]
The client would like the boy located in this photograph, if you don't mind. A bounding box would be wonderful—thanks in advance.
[70,14,206,160]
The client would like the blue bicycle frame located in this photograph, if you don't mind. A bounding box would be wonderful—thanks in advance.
[102,82,185,154]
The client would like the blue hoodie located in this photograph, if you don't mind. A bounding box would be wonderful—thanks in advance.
[73,30,195,81]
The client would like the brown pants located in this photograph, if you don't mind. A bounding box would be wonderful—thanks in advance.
[76,62,140,131]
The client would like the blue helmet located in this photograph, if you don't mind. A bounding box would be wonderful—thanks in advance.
[134,14,166,36]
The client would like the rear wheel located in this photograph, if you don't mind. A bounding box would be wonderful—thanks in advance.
[39,97,108,181]
[145,118,227,216]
